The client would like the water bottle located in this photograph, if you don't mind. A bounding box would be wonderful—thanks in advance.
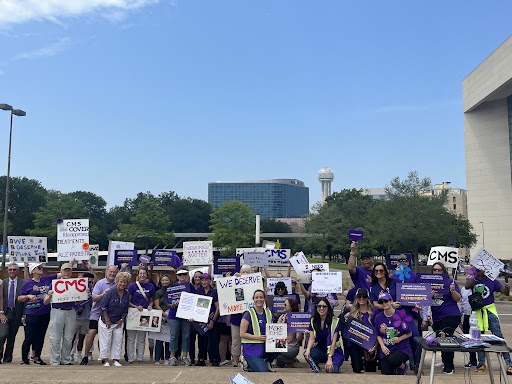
[469,311,480,339]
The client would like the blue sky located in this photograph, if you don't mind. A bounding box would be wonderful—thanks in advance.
[1,1,511,209]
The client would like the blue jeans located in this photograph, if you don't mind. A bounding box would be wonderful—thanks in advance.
[155,340,170,361]
[310,346,342,373]
[477,311,511,366]
[169,319,191,353]
[245,352,277,372]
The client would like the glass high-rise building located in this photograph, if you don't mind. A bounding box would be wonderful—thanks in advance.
[208,179,309,219]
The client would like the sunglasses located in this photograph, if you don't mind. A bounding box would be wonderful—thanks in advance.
[357,295,368,299]
[374,269,385,273]
[316,305,328,309]
[378,299,390,304]
[8,269,17,271]
[35,266,43,270]
[398,259,407,263]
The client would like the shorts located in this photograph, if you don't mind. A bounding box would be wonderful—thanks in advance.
[218,322,231,336]
[89,319,99,330]
[75,320,89,335]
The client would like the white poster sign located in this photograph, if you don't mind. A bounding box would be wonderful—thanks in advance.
[176,292,213,323]
[428,246,459,268]
[311,271,342,294]
[183,241,213,266]
[265,323,288,353]
[107,240,135,266]
[57,219,90,261]
[51,277,89,303]
[471,248,504,281]
[236,248,291,267]
[88,244,99,267]
[8,236,48,263]
[245,251,268,267]
[229,373,255,384]
[289,252,309,274]
[126,308,163,332]
[216,273,264,316]
[266,277,292,296]
[148,321,170,342]
[296,263,330,283]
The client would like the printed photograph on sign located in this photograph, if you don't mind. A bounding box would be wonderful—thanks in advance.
[88,244,99,267]
[176,292,213,324]
[183,241,213,265]
[265,323,288,353]
[126,308,162,332]
[8,236,48,263]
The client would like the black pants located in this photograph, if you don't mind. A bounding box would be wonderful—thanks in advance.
[380,350,409,375]
[198,324,220,363]
[0,309,21,362]
[433,315,460,371]
[349,344,378,373]
[22,313,50,360]
[462,314,478,366]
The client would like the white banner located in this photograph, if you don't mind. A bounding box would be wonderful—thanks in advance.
[236,248,291,267]
[176,292,212,323]
[8,236,48,263]
[126,308,162,332]
[51,277,89,303]
[107,240,134,266]
[88,244,99,267]
[265,323,288,353]
[311,271,342,293]
[183,241,213,266]
[216,273,264,316]
[296,263,330,283]
[471,248,504,281]
[428,246,459,268]
[57,219,90,261]
[266,277,292,296]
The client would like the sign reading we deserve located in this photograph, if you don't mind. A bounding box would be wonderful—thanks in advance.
[471,248,504,281]
[428,246,459,268]
[217,273,264,316]
[183,241,213,265]
[57,219,89,261]
[8,236,48,263]
[51,277,89,303]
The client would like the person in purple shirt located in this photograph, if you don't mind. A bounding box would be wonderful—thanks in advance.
[17,262,61,365]
[348,242,374,291]
[230,264,252,368]
[127,267,155,363]
[370,262,398,311]
[375,292,412,375]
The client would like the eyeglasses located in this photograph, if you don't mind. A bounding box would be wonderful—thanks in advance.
[374,269,385,273]
[316,305,328,309]
[432,268,443,272]
[357,295,368,299]
[378,299,390,304]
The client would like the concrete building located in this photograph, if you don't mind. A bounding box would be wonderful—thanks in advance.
[428,182,468,219]
[463,35,512,259]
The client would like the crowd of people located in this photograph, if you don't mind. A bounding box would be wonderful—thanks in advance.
[0,243,509,377]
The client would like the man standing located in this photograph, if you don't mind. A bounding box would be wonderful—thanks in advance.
[0,263,25,363]
[347,242,374,290]
[80,265,118,365]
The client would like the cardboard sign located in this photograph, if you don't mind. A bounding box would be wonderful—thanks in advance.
[88,244,99,267]
[343,317,377,350]
[57,219,89,261]
[265,323,288,353]
[287,312,311,332]
[216,273,264,316]
[8,236,48,263]
[396,283,432,306]
[296,263,330,283]
[51,277,89,303]
[348,229,364,242]
[148,321,170,342]
[114,249,138,267]
[213,255,240,277]
[428,246,459,268]
[176,292,212,323]
[126,308,162,332]
[107,241,134,266]
[183,241,213,266]
[311,271,342,294]
[471,248,504,281]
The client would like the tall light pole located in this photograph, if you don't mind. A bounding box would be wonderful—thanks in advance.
[479,221,485,248]
[0,104,26,270]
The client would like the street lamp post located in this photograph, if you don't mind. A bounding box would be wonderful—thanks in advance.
[0,103,26,270]
[479,221,485,248]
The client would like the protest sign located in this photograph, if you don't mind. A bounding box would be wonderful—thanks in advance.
[266,277,292,296]
[148,321,170,342]
[343,317,377,350]
[236,248,291,267]
[164,283,190,307]
[348,229,364,242]
[88,244,99,267]
[418,273,451,306]
[107,241,134,266]
[295,263,329,283]
[152,249,182,268]
[213,255,240,277]
[428,246,459,268]
[396,283,432,306]
[176,292,212,323]
[289,252,309,274]
[126,308,162,332]
[183,241,213,265]
[57,219,89,261]
[287,312,311,332]
[471,248,504,281]
[8,236,47,263]
[269,295,294,314]
[311,271,342,293]
[51,277,88,303]
[216,273,264,316]
[193,321,209,336]
[245,251,268,267]
[114,249,138,267]
[229,373,255,384]
[265,323,288,353]
[386,253,413,270]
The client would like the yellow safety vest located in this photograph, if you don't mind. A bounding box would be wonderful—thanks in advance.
[310,317,341,354]
[241,307,272,344]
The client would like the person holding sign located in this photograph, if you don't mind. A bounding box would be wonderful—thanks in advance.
[275,298,303,368]
[240,289,276,372]
[348,242,374,291]
[127,267,155,363]
[465,265,512,374]
[195,273,220,367]
[98,272,131,366]
[229,264,252,369]
[370,262,398,311]
[153,274,172,364]
[304,298,344,373]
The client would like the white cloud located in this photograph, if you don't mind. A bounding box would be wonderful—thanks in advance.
[10,37,72,61]
[0,0,161,26]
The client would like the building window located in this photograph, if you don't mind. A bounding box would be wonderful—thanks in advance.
[453,204,456,210]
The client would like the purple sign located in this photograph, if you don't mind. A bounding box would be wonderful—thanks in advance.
[396,283,432,306]
[194,321,209,335]
[348,229,364,242]
[139,254,151,264]
[287,312,311,332]
[269,295,294,314]
[152,249,182,268]
[213,255,240,276]
[164,283,189,306]
[343,317,377,350]
[386,253,414,270]
[114,249,138,266]
[418,273,451,305]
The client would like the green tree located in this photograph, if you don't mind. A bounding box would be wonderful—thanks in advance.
[159,192,212,232]
[209,201,254,255]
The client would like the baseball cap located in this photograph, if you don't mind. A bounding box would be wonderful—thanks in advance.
[176,269,189,275]
[360,252,372,259]
[355,288,369,297]
[200,273,211,279]
[29,262,44,274]
[60,263,72,270]
[378,292,392,302]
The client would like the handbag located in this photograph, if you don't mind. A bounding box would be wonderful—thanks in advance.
[468,291,485,311]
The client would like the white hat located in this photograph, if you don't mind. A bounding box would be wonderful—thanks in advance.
[29,262,44,274]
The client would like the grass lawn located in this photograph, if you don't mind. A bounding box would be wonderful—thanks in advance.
[306,256,349,271]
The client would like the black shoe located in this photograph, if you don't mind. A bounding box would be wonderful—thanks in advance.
[60,363,73,365]
[21,360,30,365]
[190,359,196,365]
[211,361,220,367]
[3,359,12,363]
[33,358,47,365]
[80,357,89,365]
[194,360,205,366]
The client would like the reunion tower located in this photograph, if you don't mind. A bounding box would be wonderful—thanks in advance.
[318,167,334,205]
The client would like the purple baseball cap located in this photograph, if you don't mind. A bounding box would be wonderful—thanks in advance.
[200,273,211,279]
[378,292,392,302]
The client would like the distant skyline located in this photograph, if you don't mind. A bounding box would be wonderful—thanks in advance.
[1,1,511,209]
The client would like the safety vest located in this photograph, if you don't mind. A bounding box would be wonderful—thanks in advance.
[241,307,272,344]
[310,317,341,354]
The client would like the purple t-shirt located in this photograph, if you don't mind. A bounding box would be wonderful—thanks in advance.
[431,281,461,322]
[374,311,411,358]
[370,280,397,304]
[19,274,58,315]
[350,266,373,290]
[230,313,243,327]
[473,277,502,307]
[242,310,267,357]
[346,287,356,303]
[128,281,155,308]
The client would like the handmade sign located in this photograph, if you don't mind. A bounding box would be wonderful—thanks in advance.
[183,241,213,265]
[396,283,432,306]
[471,248,504,281]
[57,219,89,261]
[287,312,311,332]
[216,273,264,316]
[265,323,288,353]
[88,244,99,267]
[428,247,459,268]
[176,292,212,323]
[126,308,162,332]
[266,277,292,296]
[245,251,268,267]
[107,241,134,266]
[213,255,240,277]
[343,317,377,350]
[51,277,89,303]
[295,263,329,283]
[236,248,291,267]
[311,271,342,293]
[114,249,138,267]
[8,236,48,263]
[188,266,209,281]
[289,252,309,274]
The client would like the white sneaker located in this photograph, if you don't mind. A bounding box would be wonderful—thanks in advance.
[113,361,122,367]
[76,352,82,363]
[163,359,169,365]
[155,361,162,365]
[435,362,444,368]
[220,360,230,366]
[170,357,178,366]
[103,361,110,367]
